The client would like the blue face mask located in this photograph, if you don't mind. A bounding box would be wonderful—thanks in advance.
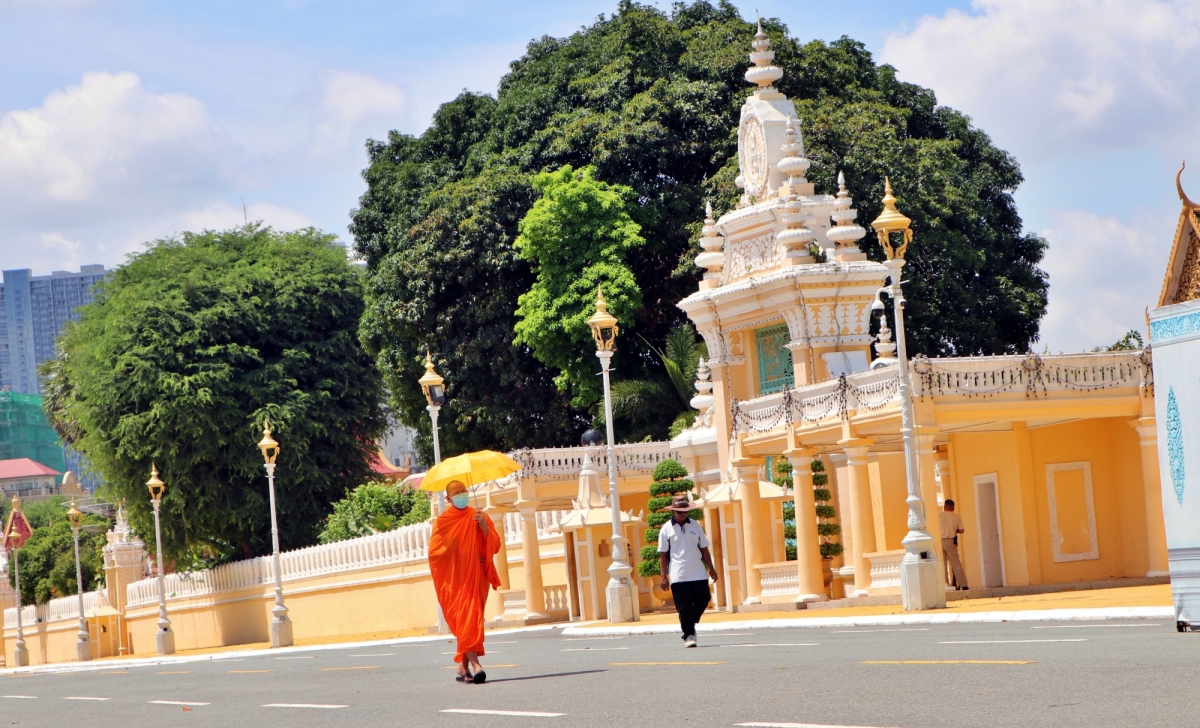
[451,493,470,509]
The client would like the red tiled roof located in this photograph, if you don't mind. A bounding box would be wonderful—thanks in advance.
[0,458,61,480]
[370,449,408,476]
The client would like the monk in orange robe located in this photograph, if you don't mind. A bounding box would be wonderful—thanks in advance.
[428,480,501,683]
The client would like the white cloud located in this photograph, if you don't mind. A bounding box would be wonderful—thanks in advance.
[880,0,1200,156]
[0,71,236,224]
[311,70,405,155]
[1038,209,1174,352]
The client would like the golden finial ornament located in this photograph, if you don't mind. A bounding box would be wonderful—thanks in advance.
[870,177,913,260]
[587,287,620,352]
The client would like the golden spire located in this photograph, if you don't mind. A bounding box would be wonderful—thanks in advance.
[870,177,913,260]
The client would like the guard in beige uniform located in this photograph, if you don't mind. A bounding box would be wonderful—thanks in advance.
[939,500,968,590]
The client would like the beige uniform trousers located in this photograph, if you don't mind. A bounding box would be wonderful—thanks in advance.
[942,537,968,588]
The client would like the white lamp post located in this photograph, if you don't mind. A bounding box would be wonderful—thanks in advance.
[869,178,946,612]
[587,288,640,624]
[257,419,293,648]
[145,464,176,654]
[6,495,29,667]
[66,500,92,661]
[417,354,451,635]
[418,353,447,512]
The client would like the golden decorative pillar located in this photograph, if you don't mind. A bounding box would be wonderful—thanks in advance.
[516,503,547,620]
[785,450,827,602]
[735,462,770,603]
[1131,417,1170,576]
[841,440,876,597]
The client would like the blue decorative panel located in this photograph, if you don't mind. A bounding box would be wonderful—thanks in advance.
[1151,310,1200,342]
[756,323,794,395]
[1168,386,1185,505]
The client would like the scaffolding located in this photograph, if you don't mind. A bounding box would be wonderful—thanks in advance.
[0,391,66,474]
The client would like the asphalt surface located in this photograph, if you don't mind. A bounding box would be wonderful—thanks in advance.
[0,618,1195,727]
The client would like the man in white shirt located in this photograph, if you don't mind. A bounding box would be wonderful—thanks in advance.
[939,500,968,590]
[658,495,719,648]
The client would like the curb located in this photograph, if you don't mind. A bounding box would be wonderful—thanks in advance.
[0,623,563,677]
[559,606,1176,636]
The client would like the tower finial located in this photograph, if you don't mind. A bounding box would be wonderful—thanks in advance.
[827,169,867,261]
[745,15,783,93]
[776,115,810,195]
[695,202,724,287]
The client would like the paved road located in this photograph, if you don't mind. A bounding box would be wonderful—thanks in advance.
[1,619,1194,727]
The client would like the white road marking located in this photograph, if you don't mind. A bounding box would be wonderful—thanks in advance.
[737,723,898,727]
[1031,624,1158,629]
[702,632,756,636]
[64,697,110,701]
[441,708,565,717]
[488,641,519,644]
[263,703,348,709]
[443,651,501,654]
[275,656,317,660]
[349,653,394,657]
[722,643,819,647]
[832,628,929,633]
[149,700,211,706]
[560,647,636,652]
[2,695,37,699]
[940,639,1087,644]
[563,637,622,641]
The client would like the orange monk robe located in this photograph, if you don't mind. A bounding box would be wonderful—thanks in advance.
[428,505,502,665]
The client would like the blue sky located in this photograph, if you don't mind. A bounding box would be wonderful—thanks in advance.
[0,0,1195,352]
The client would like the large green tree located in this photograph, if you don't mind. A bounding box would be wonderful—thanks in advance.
[514,165,645,407]
[351,0,1048,455]
[47,225,387,564]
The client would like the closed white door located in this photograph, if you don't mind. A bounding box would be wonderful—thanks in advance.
[975,479,1005,588]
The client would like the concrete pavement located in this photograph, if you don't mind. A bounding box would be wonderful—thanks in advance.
[0,616,1193,727]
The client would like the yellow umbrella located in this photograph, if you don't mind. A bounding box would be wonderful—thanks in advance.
[419,450,521,493]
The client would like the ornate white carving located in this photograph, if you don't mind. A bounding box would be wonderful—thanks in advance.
[739,115,769,199]
[723,231,782,284]
[694,202,724,282]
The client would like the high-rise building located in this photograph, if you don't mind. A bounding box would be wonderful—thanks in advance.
[0,264,109,394]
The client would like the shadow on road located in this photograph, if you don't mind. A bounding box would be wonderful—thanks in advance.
[482,669,607,684]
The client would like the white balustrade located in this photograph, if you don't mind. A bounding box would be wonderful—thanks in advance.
[510,443,679,479]
[504,510,570,545]
[543,585,570,614]
[43,589,106,623]
[864,549,905,594]
[756,562,800,598]
[127,520,434,609]
[2,604,43,629]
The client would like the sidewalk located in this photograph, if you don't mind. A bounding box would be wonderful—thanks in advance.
[560,584,1176,636]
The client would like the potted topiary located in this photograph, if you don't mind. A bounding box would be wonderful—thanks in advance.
[812,458,843,587]
[776,457,842,590]
[639,459,700,603]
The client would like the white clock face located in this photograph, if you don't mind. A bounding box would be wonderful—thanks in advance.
[739,116,768,197]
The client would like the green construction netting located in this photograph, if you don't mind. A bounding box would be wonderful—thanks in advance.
[0,392,66,474]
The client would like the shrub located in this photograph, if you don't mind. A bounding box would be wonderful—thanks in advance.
[318,482,430,544]
[637,458,698,578]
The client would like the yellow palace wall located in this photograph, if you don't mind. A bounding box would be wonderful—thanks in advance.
[945,417,1152,590]
[5,539,568,664]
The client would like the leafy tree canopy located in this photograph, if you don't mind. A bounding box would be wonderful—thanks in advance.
[47,225,387,564]
[318,482,431,544]
[514,165,645,407]
[351,0,1047,457]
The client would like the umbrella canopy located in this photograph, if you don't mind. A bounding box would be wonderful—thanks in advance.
[419,450,521,493]
[399,472,425,489]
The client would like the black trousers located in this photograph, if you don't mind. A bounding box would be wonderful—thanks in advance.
[670,579,711,638]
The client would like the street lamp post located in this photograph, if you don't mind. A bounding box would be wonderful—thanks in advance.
[418,353,447,513]
[66,500,92,661]
[145,465,176,654]
[257,419,294,648]
[587,289,639,624]
[6,495,30,667]
[417,354,451,635]
[869,178,946,612]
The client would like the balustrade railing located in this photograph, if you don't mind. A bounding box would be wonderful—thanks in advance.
[127,520,434,608]
[3,590,107,629]
[731,350,1151,434]
[508,443,678,480]
[2,604,43,630]
[503,510,568,545]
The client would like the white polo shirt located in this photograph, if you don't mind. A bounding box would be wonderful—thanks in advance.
[657,517,710,584]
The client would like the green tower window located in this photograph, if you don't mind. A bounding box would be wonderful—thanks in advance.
[755,323,794,395]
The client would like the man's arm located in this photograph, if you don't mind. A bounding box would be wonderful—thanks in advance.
[699,546,718,582]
